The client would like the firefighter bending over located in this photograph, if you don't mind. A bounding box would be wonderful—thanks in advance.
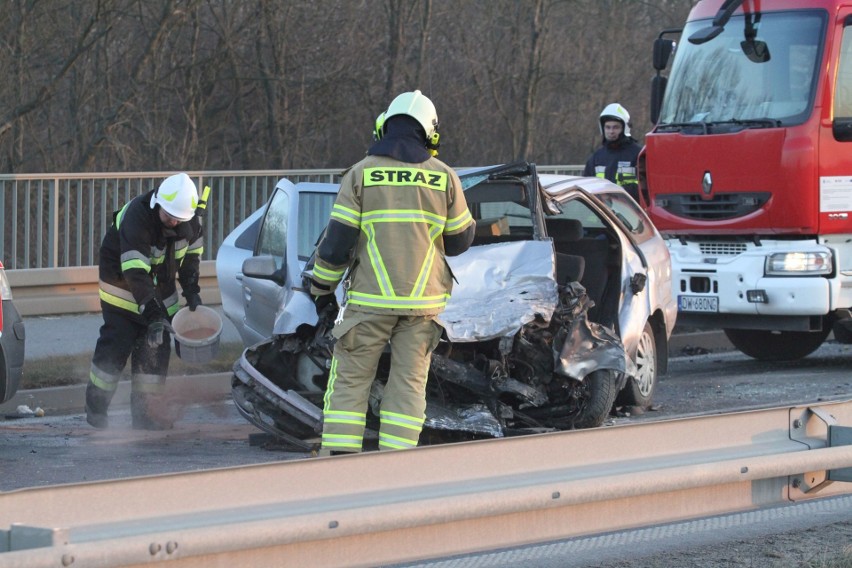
[310,90,476,455]
[86,173,209,430]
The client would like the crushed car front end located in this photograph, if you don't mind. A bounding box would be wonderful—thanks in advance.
[230,163,632,450]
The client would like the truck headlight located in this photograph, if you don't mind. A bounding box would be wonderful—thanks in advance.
[765,252,832,276]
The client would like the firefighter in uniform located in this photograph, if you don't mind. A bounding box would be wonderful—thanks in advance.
[85,172,209,430]
[310,90,476,455]
[583,103,641,202]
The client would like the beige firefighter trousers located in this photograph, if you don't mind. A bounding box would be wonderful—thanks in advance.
[320,310,443,454]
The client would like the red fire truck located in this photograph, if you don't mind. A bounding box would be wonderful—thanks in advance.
[642,0,852,360]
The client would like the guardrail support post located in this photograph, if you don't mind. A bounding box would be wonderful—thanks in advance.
[828,425,852,482]
[790,406,840,494]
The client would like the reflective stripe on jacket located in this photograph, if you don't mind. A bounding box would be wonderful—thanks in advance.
[313,155,473,316]
[98,190,203,318]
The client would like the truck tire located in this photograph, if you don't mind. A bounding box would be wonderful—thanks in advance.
[723,328,830,361]
[572,369,619,429]
[616,321,657,408]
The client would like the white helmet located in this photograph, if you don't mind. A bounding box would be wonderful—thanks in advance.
[599,103,631,138]
[384,90,438,140]
[150,173,198,221]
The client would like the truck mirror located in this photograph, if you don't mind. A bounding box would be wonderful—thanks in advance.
[688,25,724,45]
[833,118,852,142]
[741,39,770,63]
[650,75,668,125]
[653,38,675,70]
[689,0,744,44]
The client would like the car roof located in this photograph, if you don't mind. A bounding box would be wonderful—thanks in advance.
[292,181,339,193]
[538,173,626,200]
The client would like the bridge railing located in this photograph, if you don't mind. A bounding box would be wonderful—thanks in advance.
[0,166,583,270]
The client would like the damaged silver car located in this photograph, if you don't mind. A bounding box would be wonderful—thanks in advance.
[220,162,676,450]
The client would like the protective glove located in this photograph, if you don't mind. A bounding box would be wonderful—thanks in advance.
[312,293,339,316]
[185,292,202,311]
[140,297,166,321]
[146,319,176,348]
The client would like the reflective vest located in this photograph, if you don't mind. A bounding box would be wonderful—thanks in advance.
[313,155,473,316]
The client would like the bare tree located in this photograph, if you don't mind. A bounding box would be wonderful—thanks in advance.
[0,0,696,173]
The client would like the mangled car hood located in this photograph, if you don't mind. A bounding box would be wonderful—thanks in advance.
[438,240,558,342]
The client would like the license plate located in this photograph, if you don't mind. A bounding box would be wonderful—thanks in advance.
[678,295,719,313]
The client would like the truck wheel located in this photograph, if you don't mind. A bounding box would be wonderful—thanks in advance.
[572,369,619,429]
[723,328,830,361]
[616,321,657,408]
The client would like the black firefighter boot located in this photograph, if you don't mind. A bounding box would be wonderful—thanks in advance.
[131,392,174,431]
[85,382,113,429]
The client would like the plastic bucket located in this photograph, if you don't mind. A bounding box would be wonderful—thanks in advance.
[171,305,223,363]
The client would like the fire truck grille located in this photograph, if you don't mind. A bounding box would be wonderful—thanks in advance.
[698,242,748,256]
[659,192,771,220]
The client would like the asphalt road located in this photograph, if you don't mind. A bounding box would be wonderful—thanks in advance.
[2,322,851,566]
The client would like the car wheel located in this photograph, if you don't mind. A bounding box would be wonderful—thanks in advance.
[571,369,619,429]
[723,327,830,361]
[616,321,657,408]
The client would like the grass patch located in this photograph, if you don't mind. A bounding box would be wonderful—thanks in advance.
[21,342,246,390]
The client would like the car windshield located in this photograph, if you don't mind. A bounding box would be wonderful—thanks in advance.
[659,9,825,131]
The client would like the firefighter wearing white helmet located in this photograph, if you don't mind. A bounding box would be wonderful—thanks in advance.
[310,90,475,455]
[85,172,210,430]
[583,102,642,202]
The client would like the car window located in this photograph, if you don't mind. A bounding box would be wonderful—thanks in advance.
[463,181,534,241]
[597,192,655,245]
[256,189,289,269]
[553,198,607,230]
[297,192,336,261]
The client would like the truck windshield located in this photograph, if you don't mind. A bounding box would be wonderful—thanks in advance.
[658,10,826,131]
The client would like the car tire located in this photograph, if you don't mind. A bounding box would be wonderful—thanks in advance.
[723,327,830,361]
[572,369,619,429]
[616,321,657,408]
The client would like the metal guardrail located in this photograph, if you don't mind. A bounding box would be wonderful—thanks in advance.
[0,169,341,270]
[0,166,585,271]
[1,399,852,566]
[7,261,220,317]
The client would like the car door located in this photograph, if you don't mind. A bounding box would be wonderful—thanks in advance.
[591,191,653,356]
[550,192,649,356]
[270,185,338,336]
[241,185,294,343]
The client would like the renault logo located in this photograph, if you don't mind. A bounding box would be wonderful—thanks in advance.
[702,171,713,195]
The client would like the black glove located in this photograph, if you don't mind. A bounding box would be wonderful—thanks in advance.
[185,292,202,311]
[140,297,166,322]
[312,293,339,316]
[146,319,175,348]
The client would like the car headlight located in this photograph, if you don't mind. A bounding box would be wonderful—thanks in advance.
[764,252,832,276]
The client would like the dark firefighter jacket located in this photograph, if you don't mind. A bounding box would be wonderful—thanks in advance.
[97,189,204,322]
[583,137,641,201]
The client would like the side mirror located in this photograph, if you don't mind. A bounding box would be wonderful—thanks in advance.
[833,118,852,142]
[650,75,668,125]
[653,38,675,71]
[241,255,286,286]
[630,273,648,295]
[688,25,724,45]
